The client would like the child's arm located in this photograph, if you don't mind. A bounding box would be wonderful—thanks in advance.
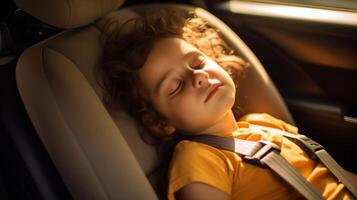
[239,113,299,134]
[168,141,232,200]
[176,182,230,200]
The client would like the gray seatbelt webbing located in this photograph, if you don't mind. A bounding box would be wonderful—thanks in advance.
[251,124,357,197]
[188,135,324,200]
[316,149,357,197]
[281,133,357,197]
[261,151,324,200]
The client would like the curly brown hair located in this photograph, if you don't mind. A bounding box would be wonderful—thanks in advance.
[98,9,249,140]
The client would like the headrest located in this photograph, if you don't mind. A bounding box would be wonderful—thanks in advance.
[14,0,124,28]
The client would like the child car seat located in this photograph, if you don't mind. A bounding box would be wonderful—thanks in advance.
[14,0,294,199]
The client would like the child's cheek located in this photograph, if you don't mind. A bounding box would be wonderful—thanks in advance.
[173,94,199,115]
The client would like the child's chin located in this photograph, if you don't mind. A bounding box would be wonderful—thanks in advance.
[215,94,235,111]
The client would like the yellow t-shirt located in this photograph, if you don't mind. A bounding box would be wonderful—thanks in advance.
[167,113,353,200]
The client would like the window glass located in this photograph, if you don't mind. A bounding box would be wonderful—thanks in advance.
[234,0,357,12]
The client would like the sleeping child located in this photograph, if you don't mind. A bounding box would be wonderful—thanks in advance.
[98,9,354,200]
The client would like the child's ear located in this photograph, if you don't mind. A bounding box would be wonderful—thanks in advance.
[141,113,176,137]
[161,123,176,135]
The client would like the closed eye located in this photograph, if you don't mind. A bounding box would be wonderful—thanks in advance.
[191,56,206,69]
[169,80,183,96]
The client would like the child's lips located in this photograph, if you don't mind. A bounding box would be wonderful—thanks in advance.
[204,83,223,103]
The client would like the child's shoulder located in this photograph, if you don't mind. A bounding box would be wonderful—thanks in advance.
[174,140,221,155]
[171,140,229,165]
[239,113,299,134]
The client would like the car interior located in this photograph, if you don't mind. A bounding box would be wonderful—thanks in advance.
[1,0,356,199]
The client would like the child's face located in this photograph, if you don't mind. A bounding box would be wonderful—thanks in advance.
[138,37,236,134]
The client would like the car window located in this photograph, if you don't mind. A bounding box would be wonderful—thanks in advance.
[230,0,357,12]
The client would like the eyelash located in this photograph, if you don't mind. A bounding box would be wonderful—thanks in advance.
[169,80,183,96]
[192,57,206,69]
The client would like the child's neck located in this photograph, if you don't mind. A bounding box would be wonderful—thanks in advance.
[199,110,238,136]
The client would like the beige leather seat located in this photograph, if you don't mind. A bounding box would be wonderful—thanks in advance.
[14,0,294,199]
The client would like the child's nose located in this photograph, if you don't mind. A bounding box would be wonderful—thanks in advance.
[193,70,209,88]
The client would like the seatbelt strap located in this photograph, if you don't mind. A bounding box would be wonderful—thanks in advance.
[251,124,357,198]
[188,135,324,200]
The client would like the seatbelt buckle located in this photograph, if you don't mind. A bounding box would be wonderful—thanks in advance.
[243,141,281,168]
[292,135,324,160]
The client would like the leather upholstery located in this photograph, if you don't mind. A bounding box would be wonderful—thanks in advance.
[14,0,124,28]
